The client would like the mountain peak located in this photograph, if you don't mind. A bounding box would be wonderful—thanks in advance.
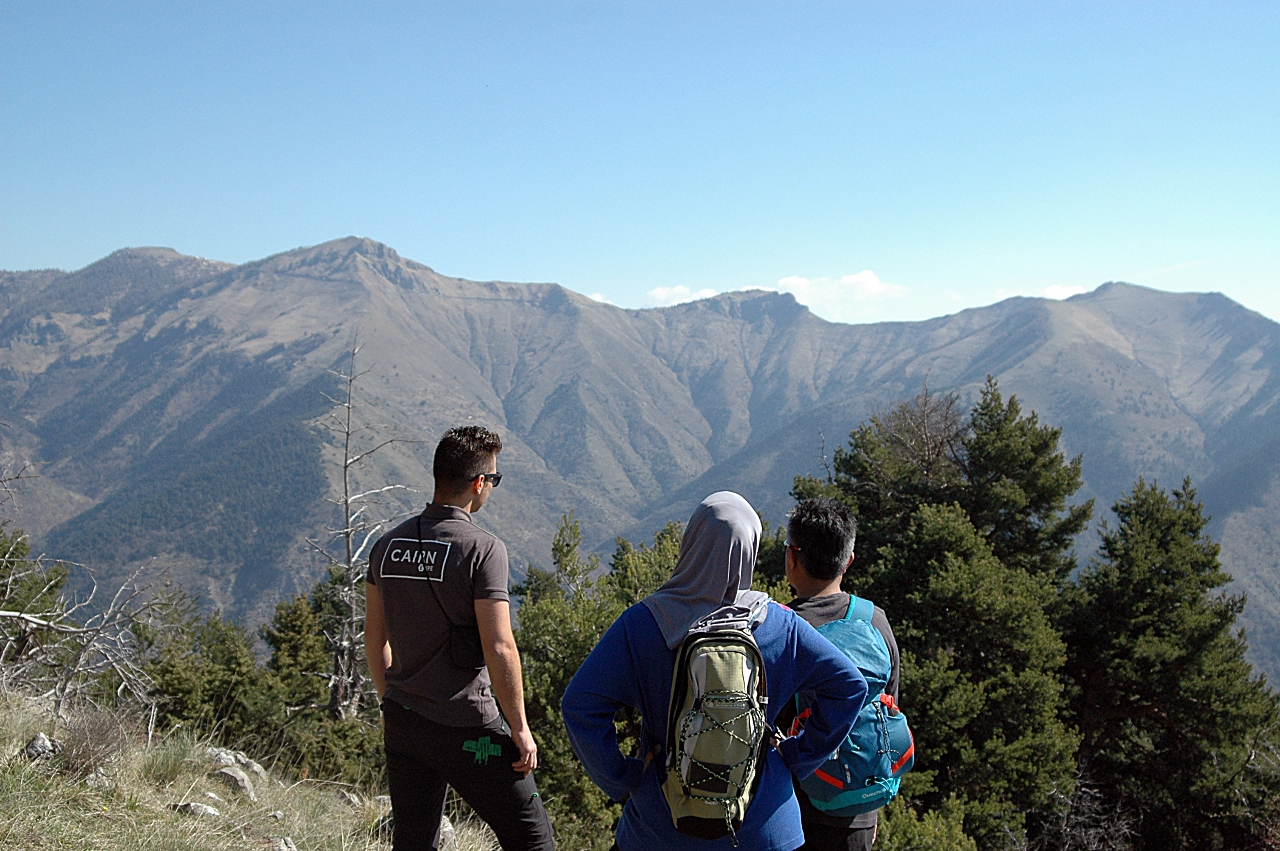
[88,246,229,274]
[105,246,188,261]
[315,236,399,260]
[674,288,810,324]
[261,236,405,265]
[1082,280,1255,322]
[243,237,441,292]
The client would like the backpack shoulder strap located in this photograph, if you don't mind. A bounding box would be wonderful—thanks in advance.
[847,595,875,624]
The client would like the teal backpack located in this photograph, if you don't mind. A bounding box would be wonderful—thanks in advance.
[790,596,914,816]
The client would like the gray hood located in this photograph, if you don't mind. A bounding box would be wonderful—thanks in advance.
[642,491,770,649]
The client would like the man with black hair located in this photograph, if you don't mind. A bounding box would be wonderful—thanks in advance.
[365,425,553,851]
[783,498,900,851]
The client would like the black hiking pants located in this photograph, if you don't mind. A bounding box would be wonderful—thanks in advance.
[382,699,554,851]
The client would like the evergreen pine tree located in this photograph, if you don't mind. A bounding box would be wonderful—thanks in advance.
[261,594,330,711]
[795,378,1091,596]
[880,504,1079,848]
[138,592,269,740]
[790,380,1093,849]
[1062,479,1280,849]
[959,377,1092,583]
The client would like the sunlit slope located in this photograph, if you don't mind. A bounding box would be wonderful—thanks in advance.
[0,238,1275,679]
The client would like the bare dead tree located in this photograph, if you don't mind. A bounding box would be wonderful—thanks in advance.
[1004,769,1136,851]
[0,536,158,717]
[1233,718,1280,850]
[0,431,162,718]
[869,381,966,486]
[308,341,416,721]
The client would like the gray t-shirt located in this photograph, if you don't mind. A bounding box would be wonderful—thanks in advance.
[367,503,510,727]
[785,592,901,831]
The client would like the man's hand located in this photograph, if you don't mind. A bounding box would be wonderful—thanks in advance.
[510,727,538,775]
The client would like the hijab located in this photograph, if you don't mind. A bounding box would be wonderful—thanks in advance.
[642,491,770,649]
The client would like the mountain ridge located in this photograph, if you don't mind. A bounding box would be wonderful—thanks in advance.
[1,238,1277,679]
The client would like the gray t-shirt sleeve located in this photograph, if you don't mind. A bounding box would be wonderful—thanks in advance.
[472,538,511,602]
[365,535,385,585]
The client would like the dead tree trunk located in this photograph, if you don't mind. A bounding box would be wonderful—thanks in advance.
[310,342,413,721]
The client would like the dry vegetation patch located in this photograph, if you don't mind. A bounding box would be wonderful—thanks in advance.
[0,691,498,851]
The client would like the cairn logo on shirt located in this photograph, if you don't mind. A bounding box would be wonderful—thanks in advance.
[379,538,451,581]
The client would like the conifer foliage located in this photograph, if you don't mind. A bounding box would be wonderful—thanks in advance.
[1062,479,1280,849]
[511,514,682,850]
[794,379,1087,846]
[879,504,1077,844]
[795,379,1280,850]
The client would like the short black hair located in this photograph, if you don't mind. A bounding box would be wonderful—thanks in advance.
[787,497,857,582]
[433,426,502,489]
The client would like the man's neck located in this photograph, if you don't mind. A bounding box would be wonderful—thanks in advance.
[431,492,475,513]
[792,575,844,599]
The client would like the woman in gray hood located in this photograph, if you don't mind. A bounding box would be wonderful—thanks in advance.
[562,491,867,851]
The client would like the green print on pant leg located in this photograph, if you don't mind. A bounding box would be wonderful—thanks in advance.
[463,736,503,765]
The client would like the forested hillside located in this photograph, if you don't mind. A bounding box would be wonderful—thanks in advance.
[2,363,1275,851]
[0,237,1276,680]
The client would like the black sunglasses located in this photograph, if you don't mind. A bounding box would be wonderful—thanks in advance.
[478,471,502,487]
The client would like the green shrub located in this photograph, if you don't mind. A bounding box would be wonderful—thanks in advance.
[877,796,977,851]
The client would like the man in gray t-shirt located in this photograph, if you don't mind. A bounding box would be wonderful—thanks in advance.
[365,426,553,851]
[780,498,899,851]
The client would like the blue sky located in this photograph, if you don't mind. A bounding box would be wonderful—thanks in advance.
[3,2,1277,324]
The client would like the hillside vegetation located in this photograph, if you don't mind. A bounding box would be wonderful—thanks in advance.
[0,689,499,851]
[1,282,1277,849]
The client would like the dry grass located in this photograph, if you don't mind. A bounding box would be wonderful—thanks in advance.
[55,704,131,779]
[0,690,499,851]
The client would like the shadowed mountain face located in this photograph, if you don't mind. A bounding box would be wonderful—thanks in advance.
[1,238,1277,679]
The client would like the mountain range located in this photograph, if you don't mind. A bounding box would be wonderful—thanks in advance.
[1,237,1277,681]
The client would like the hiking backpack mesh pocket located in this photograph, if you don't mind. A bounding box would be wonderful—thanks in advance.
[662,608,769,844]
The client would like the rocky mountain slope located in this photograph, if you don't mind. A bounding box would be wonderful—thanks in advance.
[1,238,1276,680]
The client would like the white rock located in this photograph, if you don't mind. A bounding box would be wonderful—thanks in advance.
[238,755,269,782]
[203,791,224,802]
[172,801,221,818]
[85,770,112,789]
[268,810,284,820]
[267,839,298,851]
[210,765,258,802]
[206,746,237,767]
[22,733,56,761]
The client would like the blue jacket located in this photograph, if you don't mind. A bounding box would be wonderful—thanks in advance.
[562,601,867,851]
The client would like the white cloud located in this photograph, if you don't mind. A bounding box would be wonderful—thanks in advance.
[587,292,614,305]
[644,285,718,307]
[765,270,907,323]
[1042,285,1087,300]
